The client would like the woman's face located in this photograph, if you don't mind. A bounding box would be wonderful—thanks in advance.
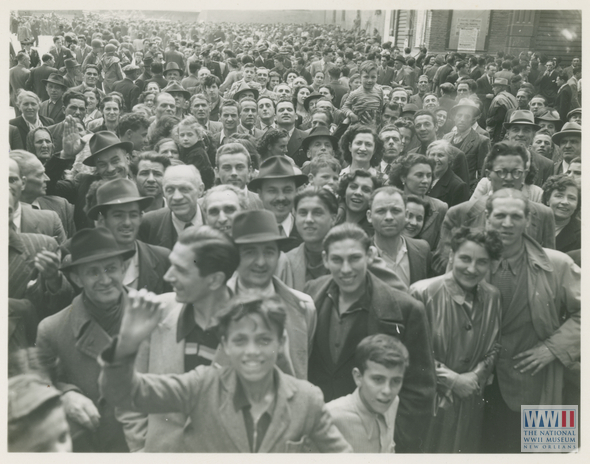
[532,134,553,158]
[84,91,98,111]
[349,133,375,165]
[350,78,361,91]
[297,87,311,106]
[435,110,447,128]
[547,186,578,222]
[144,94,155,108]
[286,72,298,85]
[158,140,180,159]
[403,163,432,196]
[451,240,492,291]
[429,57,435,65]
[345,175,374,214]
[403,202,425,237]
[103,101,120,122]
[269,136,289,157]
[146,82,160,93]
[423,95,439,109]
[19,96,39,119]
[427,147,451,178]
[313,72,324,85]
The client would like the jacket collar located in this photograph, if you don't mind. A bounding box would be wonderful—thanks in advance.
[490,233,552,274]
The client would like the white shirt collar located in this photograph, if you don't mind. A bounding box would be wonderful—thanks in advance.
[13,202,23,233]
[237,276,275,298]
[171,204,202,236]
[279,213,294,237]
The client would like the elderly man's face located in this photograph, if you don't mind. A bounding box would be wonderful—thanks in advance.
[165,70,181,82]
[559,135,581,162]
[516,91,530,109]
[307,137,334,160]
[94,148,129,181]
[506,124,535,146]
[155,94,176,119]
[380,129,403,162]
[204,189,242,235]
[163,167,203,223]
[71,257,125,309]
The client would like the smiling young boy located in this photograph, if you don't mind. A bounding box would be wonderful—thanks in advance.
[99,291,352,453]
[341,60,384,129]
[326,334,409,453]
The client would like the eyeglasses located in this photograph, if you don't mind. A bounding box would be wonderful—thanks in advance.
[492,169,524,179]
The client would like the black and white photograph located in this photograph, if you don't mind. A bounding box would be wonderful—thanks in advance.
[6,4,583,456]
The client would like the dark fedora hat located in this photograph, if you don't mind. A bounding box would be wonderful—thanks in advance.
[41,72,67,88]
[503,110,541,131]
[64,58,80,69]
[401,103,420,116]
[122,63,140,73]
[393,55,406,64]
[83,131,134,167]
[449,97,481,118]
[162,81,191,100]
[232,210,288,244]
[163,62,181,75]
[567,108,581,120]
[303,92,324,111]
[87,178,153,220]
[552,122,581,145]
[248,156,308,191]
[233,82,259,102]
[492,77,510,87]
[301,126,338,153]
[60,227,135,271]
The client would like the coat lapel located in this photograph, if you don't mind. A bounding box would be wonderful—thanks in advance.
[405,238,424,284]
[136,241,158,292]
[70,295,114,360]
[218,369,252,453]
[258,371,294,453]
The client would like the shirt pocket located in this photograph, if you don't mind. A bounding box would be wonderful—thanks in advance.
[285,435,310,453]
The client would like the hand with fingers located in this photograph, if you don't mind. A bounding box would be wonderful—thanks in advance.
[62,115,84,159]
[34,248,62,289]
[62,391,101,431]
[115,289,163,361]
[513,342,556,376]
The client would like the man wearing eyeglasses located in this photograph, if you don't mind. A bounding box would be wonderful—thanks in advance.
[432,140,555,274]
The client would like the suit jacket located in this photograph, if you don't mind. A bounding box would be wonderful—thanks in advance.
[555,216,581,254]
[20,203,66,244]
[238,124,265,139]
[100,357,351,453]
[246,190,264,210]
[9,115,55,149]
[309,60,334,84]
[555,84,573,122]
[75,44,92,65]
[50,46,75,70]
[35,195,76,238]
[532,150,554,188]
[111,77,141,111]
[305,272,436,453]
[36,293,130,452]
[433,197,556,274]
[405,236,432,285]
[476,74,494,122]
[443,129,491,188]
[428,166,470,208]
[376,66,395,86]
[39,97,65,123]
[138,207,205,250]
[202,120,223,135]
[9,124,24,150]
[287,127,309,167]
[135,240,172,294]
[25,63,59,101]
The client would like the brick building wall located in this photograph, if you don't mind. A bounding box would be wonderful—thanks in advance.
[425,10,451,53]
[487,10,511,53]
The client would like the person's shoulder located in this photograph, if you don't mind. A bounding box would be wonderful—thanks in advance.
[405,236,431,253]
[142,207,170,222]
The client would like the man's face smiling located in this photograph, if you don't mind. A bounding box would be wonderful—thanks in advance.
[323,238,370,298]
[237,241,279,289]
[258,178,296,224]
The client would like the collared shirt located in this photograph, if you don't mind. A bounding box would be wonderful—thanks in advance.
[237,278,275,299]
[233,373,277,452]
[260,121,276,132]
[374,236,410,288]
[326,388,397,453]
[24,115,43,132]
[218,128,237,146]
[562,159,570,175]
[176,303,220,372]
[278,213,294,237]
[326,278,371,363]
[122,243,139,289]
[12,202,23,233]
[171,204,203,236]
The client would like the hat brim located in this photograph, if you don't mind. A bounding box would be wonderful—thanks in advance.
[234,233,289,244]
[41,79,67,88]
[450,104,481,118]
[552,130,581,145]
[60,248,135,271]
[502,122,541,132]
[163,69,181,75]
[166,89,191,100]
[83,141,135,166]
[87,196,154,220]
[301,134,338,152]
[248,173,308,191]
[303,96,323,111]
[234,89,259,101]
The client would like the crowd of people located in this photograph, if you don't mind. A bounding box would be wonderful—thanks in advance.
[8,11,581,454]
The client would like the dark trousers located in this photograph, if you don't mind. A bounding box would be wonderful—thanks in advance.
[481,373,522,453]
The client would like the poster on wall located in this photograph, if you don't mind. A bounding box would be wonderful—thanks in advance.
[458,27,479,51]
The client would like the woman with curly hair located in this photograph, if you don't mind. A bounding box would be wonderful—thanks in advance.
[138,91,157,111]
[82,88,102,126]
[173,116,215,190]
[542,174,581,253]
[339,124,383,177]
[283,69,299,87]
[389,153,448,249]
[336,169,382,236]
[88,95,122,133]
[256,128,290,163]
[410,226,504,453]
[292,84,313,127]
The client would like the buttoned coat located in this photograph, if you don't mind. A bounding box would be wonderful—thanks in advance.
[305,271,436,453]
[111,77,141,111]
[443,129,491,189]
[24,63,59,101]
[138,207,204,251]
[427,165,470,208]
[35,195,76,238]
[39,96,65,123]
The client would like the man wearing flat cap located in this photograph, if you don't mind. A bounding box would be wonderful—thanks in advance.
[86,178,171,294]
[486,77,518,143]
[112,64,141,112]
[248,156,308,253]
[36,227,135,452]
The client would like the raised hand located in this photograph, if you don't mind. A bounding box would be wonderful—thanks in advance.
[115,288,163,360]
[62,115,84,159]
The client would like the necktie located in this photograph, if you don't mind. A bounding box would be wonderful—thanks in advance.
[384,164,392,175]
[494,259,515,309]
[184,222,193,230]
[278,225,286,237]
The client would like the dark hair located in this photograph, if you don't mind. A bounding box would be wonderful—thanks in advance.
[118,112,149,137]
[541,175,581,216]
[405,194,430,219]
[227,134,260,169]
[354,334,410,373]
[339,124,383,167]
[323,222,371,254]
[150,62,163,74]
[338,169,382,200]
[178,225,239,283]
[483,141,528,174]
[100,94,121,112]
[257,128,289,160]
[82,87,101,106]
[62,90,87,108]
[319,84,335,98]
[216,294,287,339]
[389,153,434,189]
[450,226,503,261]
[383,100,402,114]
[294,186,339,215]
[203,75,221,88]
[188,60,201,74]
[412,109,436,126]
[130,151,172,176]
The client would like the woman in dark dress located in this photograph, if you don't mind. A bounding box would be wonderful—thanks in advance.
[426,140,470,207]
[542,175,581,254]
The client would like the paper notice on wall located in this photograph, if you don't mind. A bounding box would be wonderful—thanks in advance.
[458,28,479,52]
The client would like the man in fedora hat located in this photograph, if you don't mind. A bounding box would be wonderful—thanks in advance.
[552,122,581,175]
[503,109,553,187]
[486,77,518,143]
[62,58,81,89]
[164,41,185,76]
[25,53,58,101]
[535,108,562,135]
[443,98,491,189]
[86,178,171,294]
[36,227,135,452]
[112,64,141,112]
[162,81,191,119]
[163,61,183,84]
[227,209,317,380]
[392,55,414,88]
[300,126,338,174]
[45,129,133,231]
[248,156,308,253]
[567,107,581,125]
[232,81,260,103]
[39,73,67,123]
